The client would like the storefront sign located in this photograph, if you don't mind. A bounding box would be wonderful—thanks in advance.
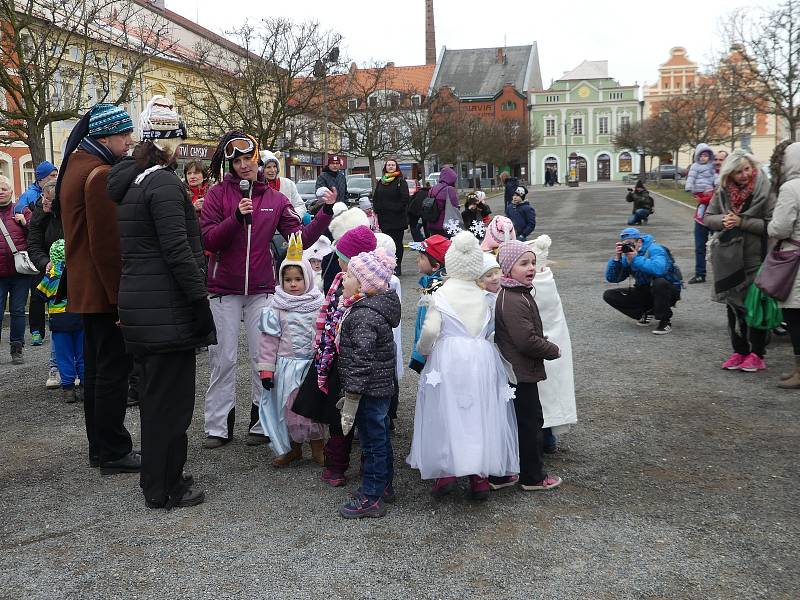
[176,144,214,160]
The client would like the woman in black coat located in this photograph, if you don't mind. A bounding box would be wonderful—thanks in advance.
[106,104,216,510]
[372,158,410,275]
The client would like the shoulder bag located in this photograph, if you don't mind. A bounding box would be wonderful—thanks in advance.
[755,239,800,301]
[0,216,39,275]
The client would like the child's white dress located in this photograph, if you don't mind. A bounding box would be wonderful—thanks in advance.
[407,293,519,479]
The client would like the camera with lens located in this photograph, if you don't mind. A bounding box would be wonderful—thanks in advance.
[619,242,635,254]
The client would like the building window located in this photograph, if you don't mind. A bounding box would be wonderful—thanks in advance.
[609,91,623,100]
[619,152,632,173]
[22,161,35,189]
[619,115,631,129]
[341,132,350,151]
[546,95,560,103]
[545,118,556,137]
[411,94,421,108]
[572,117,583,135]
[598,116,609,135]
[389,93,400,109]
[348,98,358,110]
[308,128,315,148]
[501,100,517,111]
[368,96,378,108]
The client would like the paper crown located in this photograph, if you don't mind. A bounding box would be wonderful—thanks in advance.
[286,232,303,262]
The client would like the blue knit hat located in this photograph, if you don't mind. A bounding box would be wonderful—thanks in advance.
[88,103,134,138]
[620,227,642,240]
[34,161,57,182]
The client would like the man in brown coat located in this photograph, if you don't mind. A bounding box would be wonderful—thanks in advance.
[57,103,139,474]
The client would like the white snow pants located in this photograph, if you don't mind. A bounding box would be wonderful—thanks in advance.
[204,293,269,439]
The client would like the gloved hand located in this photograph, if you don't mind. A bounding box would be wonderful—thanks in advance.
[192,298,215,338]
[261,377,273,391]
[336,393,361,436]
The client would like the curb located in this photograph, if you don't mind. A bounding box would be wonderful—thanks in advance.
[649,189,694,211]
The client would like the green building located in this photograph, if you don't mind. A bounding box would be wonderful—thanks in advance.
[529,61,642,184]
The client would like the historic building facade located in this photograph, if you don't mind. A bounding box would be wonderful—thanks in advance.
[529,60,641,184]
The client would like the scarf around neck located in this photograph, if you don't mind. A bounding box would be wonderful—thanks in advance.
[500,276,533,290]
[271,285,323,314]
[79,137,117,165]
[266,177,281,192]
[381,171,401,185]
[314,271,344,393]
[725,174,756,214]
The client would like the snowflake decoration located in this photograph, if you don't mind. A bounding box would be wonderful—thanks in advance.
[444,219,463,237]
[425,369,442,387]
[469,219,486,239]
[499,385,516,403]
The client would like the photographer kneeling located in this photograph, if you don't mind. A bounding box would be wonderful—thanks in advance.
[603,227,682,335]
[625,180,653,225]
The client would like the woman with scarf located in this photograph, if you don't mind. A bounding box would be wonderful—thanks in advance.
[704,150,775,372]
[184,161,209,214]
[199,131,335,449]
[260,150,307,220]
[372,158,409,275]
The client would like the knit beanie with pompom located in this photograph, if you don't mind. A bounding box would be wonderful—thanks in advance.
[348,248,396,295]
[444,230,485,281]
[335,225,377,262]
[498,239,534,276]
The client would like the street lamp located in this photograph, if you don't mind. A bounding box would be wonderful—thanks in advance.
[638,99,645,181]
[564,120,569,183]
[314,46,340,160]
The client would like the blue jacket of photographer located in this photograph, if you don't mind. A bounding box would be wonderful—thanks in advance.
[605,233,682,288]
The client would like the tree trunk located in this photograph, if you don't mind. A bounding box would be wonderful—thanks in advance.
[26,125,47,166]
[368,156,376,182]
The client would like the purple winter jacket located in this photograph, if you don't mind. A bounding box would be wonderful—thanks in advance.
[201,172,332,296]
[0,203,29,278]
[427,166,459,233]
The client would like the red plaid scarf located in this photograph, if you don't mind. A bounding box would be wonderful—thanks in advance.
[725,174,756,214]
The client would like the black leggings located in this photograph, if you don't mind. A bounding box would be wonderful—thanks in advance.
[382,229,405,272]
[726,303,768,357]
[783,308,800,355]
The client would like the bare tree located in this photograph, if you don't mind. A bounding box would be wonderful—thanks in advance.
[0,0,175,164]
[332,63,397,179]
[721,1,800,141]
[395,91,453,180]
[179,18,342,151]
[657,80,732,149]
[483,119,537,183]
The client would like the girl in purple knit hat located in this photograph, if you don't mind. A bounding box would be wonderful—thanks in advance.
[492,240,563,493]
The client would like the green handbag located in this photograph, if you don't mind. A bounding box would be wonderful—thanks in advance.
[744,281,783,330]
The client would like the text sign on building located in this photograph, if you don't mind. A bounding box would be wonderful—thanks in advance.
[176,144,214,160]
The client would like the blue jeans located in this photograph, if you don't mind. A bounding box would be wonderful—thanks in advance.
[53,330,85,387]
[0,274,30,347]
[694,221,710,277]
[627,208,650,225]
[354,395,393,499]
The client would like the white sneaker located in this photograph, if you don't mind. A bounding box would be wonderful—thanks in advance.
[46,367,61,390]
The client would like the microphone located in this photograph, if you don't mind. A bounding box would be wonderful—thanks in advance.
[239,179,252,225]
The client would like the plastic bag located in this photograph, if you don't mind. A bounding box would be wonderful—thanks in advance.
[744,282,783,330]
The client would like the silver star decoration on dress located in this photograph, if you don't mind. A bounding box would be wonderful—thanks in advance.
[499,385,516,402]
[425,370,442,387]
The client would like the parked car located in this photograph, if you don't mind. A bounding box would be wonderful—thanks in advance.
[406,179,420,196]
[650,165,687,180]
[296,180,318,209]
[346,176,373,203]
[426,172,440,186]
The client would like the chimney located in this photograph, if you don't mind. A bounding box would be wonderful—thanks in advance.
[496,48,505,64]
[387,62,395,68]
[425,0,436,65]
[150,0,165,8]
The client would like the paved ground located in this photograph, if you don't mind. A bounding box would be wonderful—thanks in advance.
[1,185,797,599]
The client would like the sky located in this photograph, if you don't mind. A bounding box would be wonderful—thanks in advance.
[166,0,780,89]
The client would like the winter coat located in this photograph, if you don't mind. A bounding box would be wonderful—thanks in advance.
[27,202,63,272]
[372,176,410,230]
[704,170,773,305]
[425,166,459,233]
[59,149,121,313]
[495,286,559,383]
[316,168,348,204]
[767,142,800,308]
[506,200,536,239]
[605,234,681,288]
[15,181,41,215]
[200,172,332,296]
[684,143,717,193]
[108,158,215,354]
[625,190,654,214]
[338,289,402,399]
[461,205,491,230]
[260,151,307,218]
[408,187,429,218]
[0,203,28,278]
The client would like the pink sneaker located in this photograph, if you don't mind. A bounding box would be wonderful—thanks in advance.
[739,353,766,372]
[321,468,346,487]
[721,353,747,370]
[520,474,562,491]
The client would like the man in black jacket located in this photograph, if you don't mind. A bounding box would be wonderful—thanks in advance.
[316,155,348,202]
[500,171,519,207]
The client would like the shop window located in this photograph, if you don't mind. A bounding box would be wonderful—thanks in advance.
[619,152,632,173]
